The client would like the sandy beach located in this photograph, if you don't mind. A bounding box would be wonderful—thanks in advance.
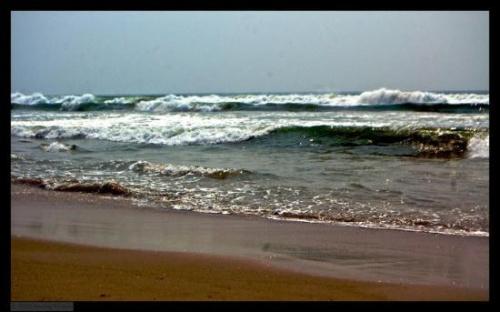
[11,184,489,300]
[10,10,489,303]
[11,236,487,301]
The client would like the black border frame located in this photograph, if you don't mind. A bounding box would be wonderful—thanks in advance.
[2,1,496,310]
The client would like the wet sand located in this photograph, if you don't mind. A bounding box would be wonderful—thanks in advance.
[11,237,487,301]
[11,184,489,300]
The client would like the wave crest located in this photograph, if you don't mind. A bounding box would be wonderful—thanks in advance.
[11,89,489,112]
[358,88,447,105]
[10,110,489,159]
[467,134,489,158]
[11,92,50,105]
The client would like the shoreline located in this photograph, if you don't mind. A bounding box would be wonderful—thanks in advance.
[10,176,489,239]
[11,183,489,300]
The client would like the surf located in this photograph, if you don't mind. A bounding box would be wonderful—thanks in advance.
[11,88,489,113]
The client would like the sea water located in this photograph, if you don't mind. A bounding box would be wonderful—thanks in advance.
[11,88,489,236]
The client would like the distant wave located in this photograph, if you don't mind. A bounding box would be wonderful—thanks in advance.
[11,92,95,107]
[356,88,488,105]
[11,92,51,105]
[11,89,489,112]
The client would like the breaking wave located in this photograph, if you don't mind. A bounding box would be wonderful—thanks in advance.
[11,92,50,105]
[11,89,489,112]
[356,88,488,105]
[40,142,78,152]
[11,116,488,158]
[467,134,489,159]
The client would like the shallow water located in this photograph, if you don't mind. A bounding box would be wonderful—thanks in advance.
[11,184,489,289]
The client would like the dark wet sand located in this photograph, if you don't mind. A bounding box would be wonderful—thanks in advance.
[11,237,487,301]
[11,184,489,300]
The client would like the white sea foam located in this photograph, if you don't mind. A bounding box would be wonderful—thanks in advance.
[441,93,490,105]
[41,142,76,152]
[52,94,96,110]
[132,88,489,112]
[359,88,489,105]
[467,134,489,159]
[12,89,489,111]
[11,153,24,160]
[11,92,96,109]
[135,93,344,111]
[136,94,233,112]
[356,88,447,105]
[133,89,489,111]
[104,97,134,104]
[11,92,50,105]
[10,111,490,146]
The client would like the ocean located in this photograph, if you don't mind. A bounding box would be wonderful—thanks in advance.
[10,88,489,236]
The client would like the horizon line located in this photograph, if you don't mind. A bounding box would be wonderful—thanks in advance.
[10,89,491,96]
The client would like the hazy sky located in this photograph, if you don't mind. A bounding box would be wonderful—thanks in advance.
[11,11,489,94]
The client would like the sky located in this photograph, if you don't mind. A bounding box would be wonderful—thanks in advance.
[11,11,489,94]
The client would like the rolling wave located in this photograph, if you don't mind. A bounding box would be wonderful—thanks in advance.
[11,116,488,158]
[11,89,489,112]
[254,126,487,158]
